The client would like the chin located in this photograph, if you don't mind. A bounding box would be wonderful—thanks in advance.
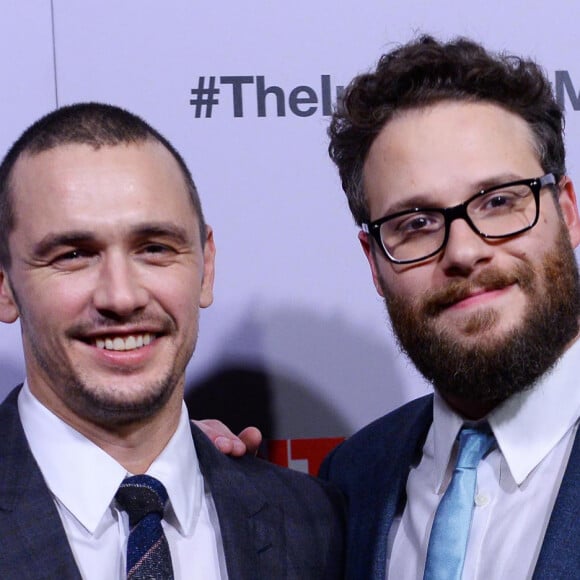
[65,374,177,422]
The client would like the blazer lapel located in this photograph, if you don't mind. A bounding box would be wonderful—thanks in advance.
[191,424,286,580]
[0,387,82,579]
[365,397,433,579]
[320,395,433,579]
[532,426,580,578]
[359,396,579,579]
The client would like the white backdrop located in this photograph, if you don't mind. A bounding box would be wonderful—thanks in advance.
[2,1,580,448]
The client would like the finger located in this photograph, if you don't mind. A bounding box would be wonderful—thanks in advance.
[238,426,262,456]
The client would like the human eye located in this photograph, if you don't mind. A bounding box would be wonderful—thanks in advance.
[484,193,512,209]
[50,248,95,268]
[143,243,172,254]
[476,185,529,213]
[138,241,178,264]
[394,212,441,237]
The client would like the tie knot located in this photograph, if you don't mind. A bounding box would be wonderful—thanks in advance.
[115,475,169,527]
[455,426,495,470]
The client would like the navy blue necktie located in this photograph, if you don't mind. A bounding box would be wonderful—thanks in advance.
[115,475,175,579]
[423,426,495,580]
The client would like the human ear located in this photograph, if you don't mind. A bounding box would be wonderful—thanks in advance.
[0,269,19,323]
[358,230,386,298]
[199,226,216,309]
[557,177,580,248]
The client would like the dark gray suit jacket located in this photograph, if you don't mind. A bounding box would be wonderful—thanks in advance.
[0,387,345,579]
[320,394,580,580]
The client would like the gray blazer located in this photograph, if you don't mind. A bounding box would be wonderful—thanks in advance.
[0,387,345,579]
[320,394,580,580]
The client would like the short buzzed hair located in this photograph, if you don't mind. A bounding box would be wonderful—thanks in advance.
[0,102,206,268]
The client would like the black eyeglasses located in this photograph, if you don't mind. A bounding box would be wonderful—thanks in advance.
[362,173,557,265]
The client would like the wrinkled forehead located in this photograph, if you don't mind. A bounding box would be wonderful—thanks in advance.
[12,140,190,202]
[9,142,200,235]
[362,101,542,217]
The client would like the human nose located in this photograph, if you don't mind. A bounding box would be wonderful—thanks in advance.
[93,253,148,317]
[438,217,494,276]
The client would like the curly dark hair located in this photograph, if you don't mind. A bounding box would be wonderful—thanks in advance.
[0,102,206,268]
[328,35,565,225]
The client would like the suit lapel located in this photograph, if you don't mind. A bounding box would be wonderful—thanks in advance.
[0,387,82,579]
[0,388,288,579]
[321,395,433,579]
[366,397,433,579]
[191,424,286,580]
[532,425,580,578]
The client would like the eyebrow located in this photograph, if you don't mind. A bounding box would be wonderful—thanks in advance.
[130,222,193,246]
[32,231,98,259]
[382,172,529,216]
[32,222,194,258]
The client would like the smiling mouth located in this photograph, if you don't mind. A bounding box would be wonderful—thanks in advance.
[94,333,155,351]
[448,287,507,308]
[424,282,516,317]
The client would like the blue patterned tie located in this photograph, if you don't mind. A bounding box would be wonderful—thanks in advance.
[115,475,175,579]
[423,426,495,580]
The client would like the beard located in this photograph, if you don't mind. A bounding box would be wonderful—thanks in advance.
[16,307,195,429]
[382,225,580,406]
[61,357,185,427]
[53,370,181,428]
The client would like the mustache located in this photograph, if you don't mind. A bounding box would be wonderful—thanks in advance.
[422,264,534,317]
[66,314,174,338]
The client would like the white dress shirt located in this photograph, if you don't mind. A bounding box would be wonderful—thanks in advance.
[387,337,580,579]
[18,382,229,580]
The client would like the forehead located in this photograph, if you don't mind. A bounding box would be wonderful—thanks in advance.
[362,101,542,217]
[9,141,199,238]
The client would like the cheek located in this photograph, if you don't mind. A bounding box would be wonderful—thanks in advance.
[16,274,94,329]
[507,224,558,264]
[24,294,76,328]
[381,262,436,302]
[153,276,201,318]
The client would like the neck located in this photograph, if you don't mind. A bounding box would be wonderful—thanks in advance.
[28,381,183,474]
[79,403,182,474]
[441,330,580,420]
[439,393,499,420]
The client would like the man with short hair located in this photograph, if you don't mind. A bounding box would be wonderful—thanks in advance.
[318,35,580,578]
[0,102,344,579]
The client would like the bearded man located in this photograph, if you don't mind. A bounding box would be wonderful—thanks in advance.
[318,35,580,579]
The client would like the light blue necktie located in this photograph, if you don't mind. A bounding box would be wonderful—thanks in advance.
[423,426,495,580]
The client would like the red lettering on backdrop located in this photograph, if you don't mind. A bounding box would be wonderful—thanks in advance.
[266,437,345,476]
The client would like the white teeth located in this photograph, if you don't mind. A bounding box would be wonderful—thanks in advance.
[94,333,154,351]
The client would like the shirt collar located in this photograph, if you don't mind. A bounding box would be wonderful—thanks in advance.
[145,404,202,536]
[432,392,465,491]
[489,336,580,483]
[431,336,580,488]
[18,381,202,536]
